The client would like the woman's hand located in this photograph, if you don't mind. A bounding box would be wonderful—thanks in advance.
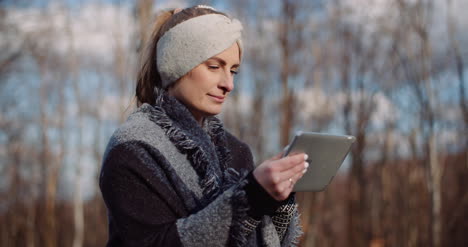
[253,152,309,201]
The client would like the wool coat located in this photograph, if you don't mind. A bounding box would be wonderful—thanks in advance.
[99,94,302,247]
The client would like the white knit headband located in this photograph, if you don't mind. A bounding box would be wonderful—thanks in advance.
[157,13,243,88]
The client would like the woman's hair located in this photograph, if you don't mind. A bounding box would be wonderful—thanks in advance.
[135,6,228,106]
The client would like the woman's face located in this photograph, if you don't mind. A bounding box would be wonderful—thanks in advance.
[168,43,240,123]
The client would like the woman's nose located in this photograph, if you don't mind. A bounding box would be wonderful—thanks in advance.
[219,71,234,93]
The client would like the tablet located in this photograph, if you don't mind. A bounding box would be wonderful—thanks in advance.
[283,131,355,192]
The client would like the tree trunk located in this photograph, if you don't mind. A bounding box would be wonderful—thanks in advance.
[37,56,57,247]
[430,133,442,247]
[64,5,85,246]
[278,0,301,147]
[279,27,292,148]
[72,169,84,247]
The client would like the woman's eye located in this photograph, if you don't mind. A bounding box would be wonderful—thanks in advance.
[231,70,238,75]
[208,65,219,70]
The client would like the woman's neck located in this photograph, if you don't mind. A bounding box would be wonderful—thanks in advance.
[190,111,205,126]
[167,91,205,126]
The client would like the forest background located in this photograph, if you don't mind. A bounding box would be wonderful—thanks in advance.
[1,0,467,246]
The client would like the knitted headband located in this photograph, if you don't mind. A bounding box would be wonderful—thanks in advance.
[157,13,243,88]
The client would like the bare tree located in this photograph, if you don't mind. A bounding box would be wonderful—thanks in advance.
[395,1,442,246]
[330,2,380,245]
[27,19,62,246]
[0,7,22,78]
[136,0,155,52]
[236,0,272,159]
[278,0,306,147]
[446,0,468,149]
[60,4,85,246]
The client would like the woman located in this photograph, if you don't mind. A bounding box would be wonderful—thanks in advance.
[99,5,308,247]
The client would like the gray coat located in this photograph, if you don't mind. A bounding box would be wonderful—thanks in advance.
[99,94,302,247]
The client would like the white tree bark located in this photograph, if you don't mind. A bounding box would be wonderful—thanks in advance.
[64,3,85,246]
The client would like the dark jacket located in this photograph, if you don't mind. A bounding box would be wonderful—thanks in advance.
[99,94,302,247]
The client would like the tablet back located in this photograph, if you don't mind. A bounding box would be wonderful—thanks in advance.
[286,132,355,192]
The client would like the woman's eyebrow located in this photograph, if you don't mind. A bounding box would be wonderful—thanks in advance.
[209,57,240,68]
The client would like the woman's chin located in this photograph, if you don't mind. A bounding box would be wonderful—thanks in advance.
[202,106,223,117]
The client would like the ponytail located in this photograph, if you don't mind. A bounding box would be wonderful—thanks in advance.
[135,9,175,107]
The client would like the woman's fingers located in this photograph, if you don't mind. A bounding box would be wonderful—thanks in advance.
[276,153,308,172]
[264,153,307,184]
[289,167,307,187]
[273,162,306,186]
[253,152,309,201]
[269,157,308,200]
[279,161,308,189]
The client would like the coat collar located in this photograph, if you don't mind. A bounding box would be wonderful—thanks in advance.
[143,93,232,207]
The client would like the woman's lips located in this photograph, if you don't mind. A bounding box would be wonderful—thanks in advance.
[208,94,225,103]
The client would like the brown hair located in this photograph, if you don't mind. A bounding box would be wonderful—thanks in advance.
[135,6,228,106]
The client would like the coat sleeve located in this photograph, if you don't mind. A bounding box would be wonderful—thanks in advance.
[224,132,303,245]
[99,141,251,247]
[272,195,302,246]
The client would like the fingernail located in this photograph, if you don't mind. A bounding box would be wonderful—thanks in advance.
[304,154,308,161]
[304,162,309,168]
[302,168,307,174]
